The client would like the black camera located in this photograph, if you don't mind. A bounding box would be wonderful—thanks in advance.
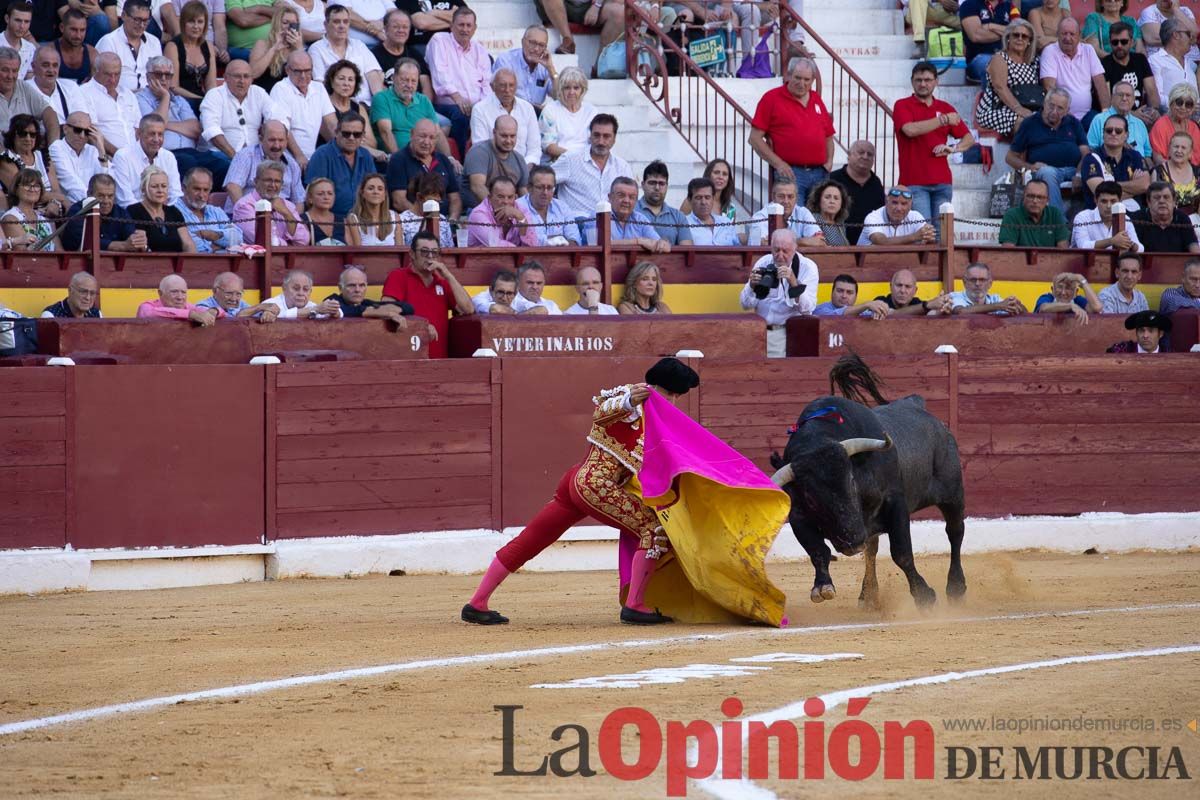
[753,265,779,299]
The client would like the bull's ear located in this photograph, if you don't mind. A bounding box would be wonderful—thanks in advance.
[769,451,784,469]
[770,463,795,487]
[839,435,892,458]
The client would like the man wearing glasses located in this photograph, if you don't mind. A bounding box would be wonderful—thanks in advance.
[1080,112,1150,209]
[137,56,230,185]
[381,230,474,359]
[49,111,108,204]
[856,185,938,246]
[1148,17,1198,108]
[1098,22,1159,125]
[1005,88,1089,213]
[41,272,103,319]
[306,111,380,216]
[1040,16,1108,126]
[269,51,336,171]
[232,160,310,246]
[635,161,691,245]
[199,59,272,159]
[1087,82,1152,157]
[95,0,161,93]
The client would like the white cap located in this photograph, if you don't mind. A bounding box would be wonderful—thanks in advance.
[472,348,498,358]
[254,199,272,213]
[934,344,959,354]
[764,202,784,215]
[938,202,955,215]
[46,356,76,367]
[249,355,282,365]
[422,199,440,214]
[674,349,705,358]
[595,200,612,213]
[1111,202,1126,215]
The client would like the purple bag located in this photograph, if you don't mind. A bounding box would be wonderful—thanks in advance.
[736,25,775,79]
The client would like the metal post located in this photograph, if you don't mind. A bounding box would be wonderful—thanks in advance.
[255,202,273,301]
[596,201,612,305]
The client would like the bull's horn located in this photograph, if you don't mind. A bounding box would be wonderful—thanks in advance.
[840,434,893,458]
[770,463,795,487]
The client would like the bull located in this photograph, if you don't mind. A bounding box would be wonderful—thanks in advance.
[769,355,966,607]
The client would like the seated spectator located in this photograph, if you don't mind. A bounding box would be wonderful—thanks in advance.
[1154,131,1200,212]
[225,0,277,55]
[0,46,57,141]
[263,269,343,319]
[137,56,229,186]
[345,173,400,246]
[1139,0,1196,54]
[998,178,1071,247]
[233,160,310,245]
[607,176,668,253]
[493,25,555,112]
[55,9,100,82]
[4,114,64,207]
[2,168,59,250]
[1040,16,1109,123]
[875,268,952,315]
[565,266,617,315]
[806,179,853,246]
[96,0,163,93]
[746,174,820,246]
[174,166,240,253]
[634,161,690,245]
[137,273,221,324]
[1034,271,1104,322]
[1087,83,1152,157]
[1131,180,1200,252]
[42,271,102,318]
[111,113,182,208]
[680,158,737,221]
[1150,83,1200,167]
[199,59,271,160]
[1100,253,1150,313]
[959,0,1012,83]
[856,185,937,245]
[163,1,218,113]
[79,53,139,155]
[48,112,108,205]
[470,68,540,167]
[471,268,519,314]
[675,2,759,71]
[620,260,671,315]
[950,262,1027,315]
[381,230,475,358]
[812,273,889,319]
[310,4,384,106]
[1005,88,1089,212]
[223,119,304,212]
[1071,179,1143,250]
[515,165,578,246]
[1158,258,1200,313]
[247,5,304,93]
[552,113,631,221]
[974,18,1040,139]
[533,0,625,58]
[1082,0,1143,57]
[326,265,413,324]
[269,51,337,170]
[685,177,741,246]
[59,173,145,251]
[344,0,392,47]
[512,260,561,314]
[306,111,380,217]
[285,0,327,43]
[372,58,441,157]
[1,3,34,80]
[539,66,595,164]
[1099,21,1160,126]
[1081,112,1150,208]
[27,44,85,128]
[1147,17,1196,108]
[462,115,529,208]
[906,0,961,56]
[128,165,196,252]
[386,117,461,217]
[302,177,355,246]
[196,271,278,319]
[467,176,536,247]
[830,139,886,244]
[1031,0,1069,54]
[427,6,487,157]
[740,229,816,357]
[1107,309,1172,352]
[372,9,432,92]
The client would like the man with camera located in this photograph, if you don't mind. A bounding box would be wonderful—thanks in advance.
[739,228,819,358]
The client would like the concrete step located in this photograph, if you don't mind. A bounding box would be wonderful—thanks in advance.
[807,11,904,35]
[820,34,923,61]
[472,3,542,30]
[806,0,899,10]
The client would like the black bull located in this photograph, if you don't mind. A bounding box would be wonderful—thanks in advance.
[768,358,966,607]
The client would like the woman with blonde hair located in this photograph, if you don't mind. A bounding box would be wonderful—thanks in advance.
[302,177,357,246]
[974,19,1041,137]
[346,173,399,247]
[1151,83,1200,166]
[164,1,218,112]
[1154,130,1200,211]
[127,166,196,253]
[248,5,305,92]
[618,261,672,314]
[539,66,597,163]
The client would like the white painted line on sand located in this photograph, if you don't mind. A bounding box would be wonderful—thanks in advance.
[695,643,1200,799]
[2,602,1198,737]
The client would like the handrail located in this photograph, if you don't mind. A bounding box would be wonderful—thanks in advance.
[776,3,898,186]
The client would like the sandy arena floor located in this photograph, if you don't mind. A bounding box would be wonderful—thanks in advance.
[2,551,1199,798]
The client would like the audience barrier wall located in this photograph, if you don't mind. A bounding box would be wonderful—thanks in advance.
[3,353,1198,553]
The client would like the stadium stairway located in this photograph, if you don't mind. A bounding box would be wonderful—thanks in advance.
[471,0,991,239]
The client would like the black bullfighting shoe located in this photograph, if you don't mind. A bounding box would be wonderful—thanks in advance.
[462,603,509,625]
[620,606,674,625]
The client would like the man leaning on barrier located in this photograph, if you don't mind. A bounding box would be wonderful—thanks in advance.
[137,274,223,326]
[197,271,279,322]
[325,266,413,327]
[812,273,890,320]
[60,173,146,252]
[262,270,343,320]
[876,268,952,316]
[471,269,519,315]
[950,263,1027,316]
[608,176,668,254]
[42,271,102,318]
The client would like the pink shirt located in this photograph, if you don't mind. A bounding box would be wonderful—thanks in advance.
[232,190,312,246]
[137,300,226,319]
[1040,43,1104,120]
[467,198,539,247]
[427,31,490,106]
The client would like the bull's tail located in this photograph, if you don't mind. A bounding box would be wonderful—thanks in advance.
[830,353,890,406]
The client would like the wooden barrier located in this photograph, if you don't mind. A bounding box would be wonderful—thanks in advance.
[785,314,1138,358]
[448,314,765,359]
[0,367,67,549]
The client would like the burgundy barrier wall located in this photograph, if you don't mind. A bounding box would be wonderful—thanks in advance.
[0,368,67,548]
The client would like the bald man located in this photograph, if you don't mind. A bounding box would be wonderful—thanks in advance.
[49,111,109,204]
[874,268,952,316]
[136,274,223,325]
[222,119,305,213]
[462,114,528,207]
[324,266,413,327]
[564,267,618,315]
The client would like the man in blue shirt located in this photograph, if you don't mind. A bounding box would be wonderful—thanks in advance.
[1005,87,1089,213]
[1158,260,1200,314]
[515,165,580,244]
[491,26,555,111]
[958,0,1013,83]
[306,111,380,216]
[813,273,890,318]
[173,167,241,253]
[634,160,692,245]
[59,174,145,251]
[607,176,669,253]
[137,56,231,185]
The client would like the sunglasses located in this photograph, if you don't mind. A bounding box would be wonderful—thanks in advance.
[16,129,36,137]
[1009,32,1031,39]
[415,248,440,257]
[1110,38,1131,46]
[888,188,913,199]
[1103,127,1126,134]
[339,130,364,138]
[1175,99,1197,108]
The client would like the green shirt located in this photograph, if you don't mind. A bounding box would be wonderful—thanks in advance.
[370,89,437,152]
[226,0,275,49]
[998,204,1070,248]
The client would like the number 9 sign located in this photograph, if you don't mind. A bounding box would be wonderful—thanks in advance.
[410,334,422,351]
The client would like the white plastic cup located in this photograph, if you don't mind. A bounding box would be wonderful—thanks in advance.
[455,227,469,248]
[586,227,598,246]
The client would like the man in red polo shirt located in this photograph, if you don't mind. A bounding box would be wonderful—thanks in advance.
[749,57,835,204]
[893,61,974,240]
[382,230,475,358]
